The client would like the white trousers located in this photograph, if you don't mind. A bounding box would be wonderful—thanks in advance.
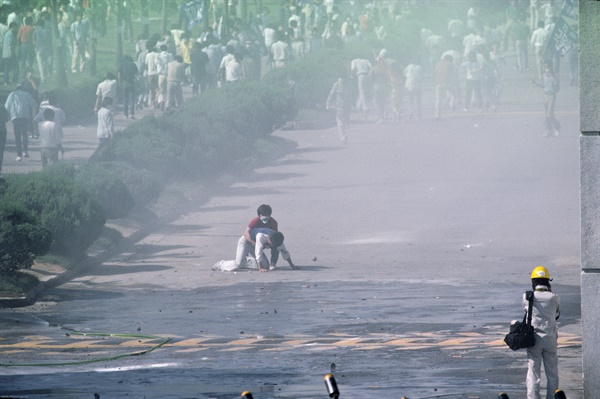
[526,334,559,399]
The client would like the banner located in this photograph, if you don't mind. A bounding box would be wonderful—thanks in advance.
[545,0,578,56]
[185,1,204,31]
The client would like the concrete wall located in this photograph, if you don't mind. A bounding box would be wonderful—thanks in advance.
[580,2,600,133]
[580,2,600,398]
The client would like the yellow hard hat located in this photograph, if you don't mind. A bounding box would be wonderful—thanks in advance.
[531,266,550,279]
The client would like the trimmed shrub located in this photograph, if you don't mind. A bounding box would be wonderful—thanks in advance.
[0,271,40,295]
[0,203,52,275]
[93,81,297,179]
[49,76,97,125]
[97,116,184,177]
[1,171,105,257]
[83,161,161,207]
[74,163,135,219]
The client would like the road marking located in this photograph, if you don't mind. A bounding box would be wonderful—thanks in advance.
[0,329,581,361]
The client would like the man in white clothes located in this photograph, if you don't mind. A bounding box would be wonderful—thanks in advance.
[213,229,296,272]
[94,72,117,113]
[530,20,547,81]
[96,97,114,145]
[38,108,62,167]
[350,57,372,118]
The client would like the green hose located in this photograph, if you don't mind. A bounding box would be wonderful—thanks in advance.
[0,331,172,367]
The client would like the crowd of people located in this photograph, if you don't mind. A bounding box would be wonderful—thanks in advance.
[0,0,578,170]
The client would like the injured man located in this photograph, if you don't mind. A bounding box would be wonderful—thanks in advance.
[212,228,297,272]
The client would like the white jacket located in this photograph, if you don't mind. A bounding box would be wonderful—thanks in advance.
[523,288,560,339]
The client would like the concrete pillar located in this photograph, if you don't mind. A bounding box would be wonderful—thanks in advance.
[580,2,600,398]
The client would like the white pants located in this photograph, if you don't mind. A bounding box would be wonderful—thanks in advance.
[526,334,559,399]
[211,236,258,272]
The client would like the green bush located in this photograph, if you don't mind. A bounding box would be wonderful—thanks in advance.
[97,116,185,177]
[1,171,105,257]
[93,81,297,179]
[74,163,135,219]
[0,271,40,295]
[264,50,346,109]
[48,76,98,125]
[0,203,52,275]
[84,161,161,207]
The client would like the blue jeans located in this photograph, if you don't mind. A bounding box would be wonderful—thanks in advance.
[12,118,29,157]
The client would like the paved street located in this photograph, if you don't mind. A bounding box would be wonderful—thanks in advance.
[0,56,582,399]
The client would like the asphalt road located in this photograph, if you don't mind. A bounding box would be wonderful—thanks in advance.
[0,60,582,399]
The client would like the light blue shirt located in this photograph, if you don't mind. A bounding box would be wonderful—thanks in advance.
[5,89,37,121]
[2,29,15,59]
[70,20,88,43]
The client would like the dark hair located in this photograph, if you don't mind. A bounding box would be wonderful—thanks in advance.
[257,204,272,216]
[270,232,284,248]
[532,278,550,290]
[106,72,116,80]
[43,107,55,121]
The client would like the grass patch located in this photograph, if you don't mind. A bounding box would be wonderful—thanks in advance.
[0,272,40,297]
[34,254,74,269]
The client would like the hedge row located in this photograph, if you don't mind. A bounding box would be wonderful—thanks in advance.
[93,80,297,178]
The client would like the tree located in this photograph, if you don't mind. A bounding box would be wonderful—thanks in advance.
[239,0,247,22]
[141,0,150,38]
[50,0,68,87]
[115,0,124,72]
[87,0,105,75]
[161,0,168,36]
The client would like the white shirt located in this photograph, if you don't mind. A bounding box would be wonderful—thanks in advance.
[224,58,241,82]
[523,288,560,339]
[156,50,174,75]
[38,120,61,148]
[96,79,117,101]
[404,63,423,91]
[255,232,290,267]
[531,27,547,48]
[263,27,276,49]
[34,103,66,139]
[145,51,159,75]
[271,40,291,64]
[351,58,371,76]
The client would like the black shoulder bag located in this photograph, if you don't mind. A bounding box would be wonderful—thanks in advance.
[504,290,536,351]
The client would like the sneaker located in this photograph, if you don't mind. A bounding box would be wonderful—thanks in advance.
[23,152,29,158]
[212,260,225,271]
[269,264,276,271]
[15,156,22,161]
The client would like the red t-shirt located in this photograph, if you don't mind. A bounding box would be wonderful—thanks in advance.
[248,216,278,231]
[17,25,34,44]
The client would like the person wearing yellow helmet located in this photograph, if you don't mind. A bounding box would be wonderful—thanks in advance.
[523,265,561,399]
